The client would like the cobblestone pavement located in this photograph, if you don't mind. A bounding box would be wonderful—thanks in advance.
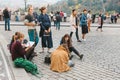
[0,25,120,80]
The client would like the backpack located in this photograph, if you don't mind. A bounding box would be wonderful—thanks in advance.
[56,15,61,22]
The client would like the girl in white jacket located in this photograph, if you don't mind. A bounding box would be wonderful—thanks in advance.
[70,9,81,42]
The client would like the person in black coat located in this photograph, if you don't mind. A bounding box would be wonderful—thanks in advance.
[39,7,53,53]
[3,7,11,31]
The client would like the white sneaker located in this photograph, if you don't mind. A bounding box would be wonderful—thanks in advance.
[82,39,86,41]
[84,39,86,41]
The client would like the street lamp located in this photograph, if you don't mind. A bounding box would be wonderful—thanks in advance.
[101,0,106,13]
[24,0,27,12]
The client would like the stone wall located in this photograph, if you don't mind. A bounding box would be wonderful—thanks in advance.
[11,15,25,21]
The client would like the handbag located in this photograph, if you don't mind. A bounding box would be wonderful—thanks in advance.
[44,55,51,64]
[43,32,50,36]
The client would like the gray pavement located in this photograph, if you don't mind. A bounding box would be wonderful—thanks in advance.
[0,25,120,80]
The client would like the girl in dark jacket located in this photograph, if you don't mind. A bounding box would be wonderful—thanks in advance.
[39,7,53,53]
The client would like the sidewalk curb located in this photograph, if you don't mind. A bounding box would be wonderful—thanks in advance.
[0,23,120,28]
[0,34,31,80]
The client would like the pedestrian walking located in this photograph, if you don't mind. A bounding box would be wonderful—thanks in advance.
[15,10,20,22]
[111,14,114,23]
[55,11,61,30]
[53,12,57,27]
[39,7,53,53]
[50,11,54,22]
[3,7,11,31]
[24,5,39,47]
[70,9,81,42]
[64,12,67,22]
[114,14,118,24]
[92,14,96,23]
[87,10,92,32]
[60,11,64,22]
[96,12,104,32]
[80,9,88,41]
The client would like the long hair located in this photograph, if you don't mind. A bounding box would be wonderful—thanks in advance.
[40,7,46,13]
[72,9,76,17]
[9,32,21,53]
[62,34,72,48]
[11,32,21,44]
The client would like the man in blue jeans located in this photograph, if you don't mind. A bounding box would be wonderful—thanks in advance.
[3,7,11,31]
[55,11,61,30]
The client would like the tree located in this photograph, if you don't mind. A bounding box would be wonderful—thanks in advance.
[67,0,75,6]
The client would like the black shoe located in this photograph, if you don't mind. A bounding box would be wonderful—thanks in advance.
[39,51,44,53]
[80,54,83,60]
[8,30,11,31]
[28,56,34,61]
[70,55,74,60]
[77,40,82,42]
[47,51,51,54]
[32,52,37,57]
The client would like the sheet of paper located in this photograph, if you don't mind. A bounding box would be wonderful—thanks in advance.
[25,41,35,47]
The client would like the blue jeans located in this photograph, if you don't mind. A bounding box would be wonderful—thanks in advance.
[5,18,10,30]
[56,22,60,30]
[28,29,39,46]
[15,16,19,21]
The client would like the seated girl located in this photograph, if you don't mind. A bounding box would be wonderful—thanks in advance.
[50,44,70,73]
[9,32,21,53]
[11,33,34,61]
[60,34,83,60]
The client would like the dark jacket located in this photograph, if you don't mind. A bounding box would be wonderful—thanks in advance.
[39,13,51,37]
[11,40,26,61]
[39,13,51,30]
[56,14,61,22]
[3,9,10,18]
